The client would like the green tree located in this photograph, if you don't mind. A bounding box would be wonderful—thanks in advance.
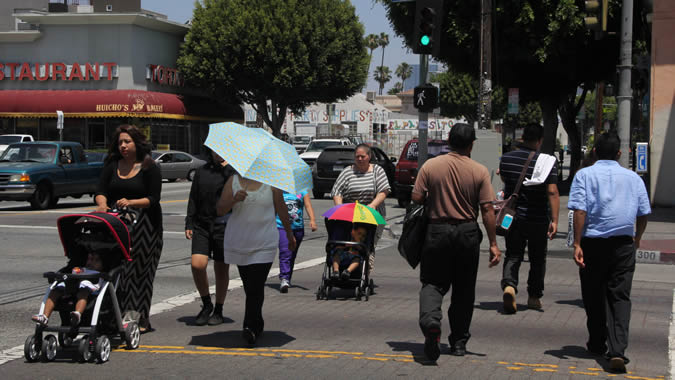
[435,68,506,125]
[388,82,403,95]
[178,0,369,137]
[503,102,543,129]
[374,65,392,95]
[395,62,413,90]
[379,0,647,177]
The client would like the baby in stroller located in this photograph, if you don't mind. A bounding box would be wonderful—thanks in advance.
[330,224,368,281]
[31,246,106,328]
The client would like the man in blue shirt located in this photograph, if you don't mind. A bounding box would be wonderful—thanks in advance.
[568,132,650,374]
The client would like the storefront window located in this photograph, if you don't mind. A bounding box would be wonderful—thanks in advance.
[16,119,39,140]
[63,118,85,145]
[39,119,59,142]
[87,120,106,150]
[0,119,14,135]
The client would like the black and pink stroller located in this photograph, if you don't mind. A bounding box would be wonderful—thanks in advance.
[24,210,140,363]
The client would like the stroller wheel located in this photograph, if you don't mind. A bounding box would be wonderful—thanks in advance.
[124,322,140,350]
[24,335,40,362]
[364,290,369,302]
[355,287,361,301]
[40,335,58,362]
[316,286,322,300]
[369,279,375,295]
[326,287,332,298]
[95,335,111,363]
[58,332,74,348]
[77,335,93,363]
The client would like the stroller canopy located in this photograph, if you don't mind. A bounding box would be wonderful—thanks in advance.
[57,212,132,261]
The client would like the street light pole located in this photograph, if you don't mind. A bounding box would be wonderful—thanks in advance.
[616,0,633,168]
[417,53,429,168]
[478,0,493,131]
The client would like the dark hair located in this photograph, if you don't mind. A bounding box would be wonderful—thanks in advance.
[105,124,154,169]
[594,132,620,160]
[448,123,476,150]
[354,143,373,161]
[522,123,544,143]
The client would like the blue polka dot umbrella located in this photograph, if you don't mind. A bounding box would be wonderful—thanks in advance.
[204,122,313,194]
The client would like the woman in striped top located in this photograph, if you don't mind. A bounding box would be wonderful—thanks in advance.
[331,144,391,274]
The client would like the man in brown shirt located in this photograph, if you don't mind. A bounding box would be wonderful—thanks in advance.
[412,123,501,361]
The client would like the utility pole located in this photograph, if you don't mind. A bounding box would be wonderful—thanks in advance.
[616,0,633,168]
[594,82,604,136]
[417,54,429,167]
[478,0,493,131]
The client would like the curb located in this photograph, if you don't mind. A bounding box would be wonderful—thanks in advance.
[637,249,675,265]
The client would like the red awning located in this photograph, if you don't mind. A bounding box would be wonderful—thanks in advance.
[0,90,238,121]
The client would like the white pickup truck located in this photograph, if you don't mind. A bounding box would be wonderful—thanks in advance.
[0,135,34,154]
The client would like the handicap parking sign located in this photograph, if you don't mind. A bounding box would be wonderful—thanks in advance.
[636,143,648,173]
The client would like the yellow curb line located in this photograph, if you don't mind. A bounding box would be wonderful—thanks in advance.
[570,371,600,376]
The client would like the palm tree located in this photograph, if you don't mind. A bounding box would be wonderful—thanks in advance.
[365,34,379,70]
[387,82,403,95]
[378,33,389,70]
[395,62,413,91]
[374,66,392,95]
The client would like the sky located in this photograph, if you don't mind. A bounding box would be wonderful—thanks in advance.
[141,0,418,94]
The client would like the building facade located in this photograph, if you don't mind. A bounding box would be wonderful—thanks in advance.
[0,1,241,154]
[650,0,675,206]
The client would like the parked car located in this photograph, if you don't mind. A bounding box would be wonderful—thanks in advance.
[85,151,107,163]
[0,134,34,154]
[292,135,313,154]
[299,138,353,168]
[311,145,396,200]
[394,139,449,208]
[151,150,205,182]
[0,141,103,209]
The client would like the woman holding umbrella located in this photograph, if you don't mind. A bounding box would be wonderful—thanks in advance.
[206,122,311,346]
[331,144,391,274]
[217,174,295,345]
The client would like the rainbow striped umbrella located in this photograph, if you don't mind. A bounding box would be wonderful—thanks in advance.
[322,202,386,226]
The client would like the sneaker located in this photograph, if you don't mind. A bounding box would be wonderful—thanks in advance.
[280,279,290,293]
[609,357,627,373]
[31,314,48,326]
[450,341,466,356]
[195,303,214,326]
[423,328,441,361]
[527,296,543,311]
[503,286,517,314]
[242,327,257,345]
[70,311,81,327]
[341,270,351,281]
[330,271,340,281]
[207,313,224,326]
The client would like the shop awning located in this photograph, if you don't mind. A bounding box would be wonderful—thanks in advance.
[0,90,242,121]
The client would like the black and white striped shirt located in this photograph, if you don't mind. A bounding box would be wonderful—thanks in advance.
[330,164,391,216]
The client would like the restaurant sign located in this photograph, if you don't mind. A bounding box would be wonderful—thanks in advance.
[146,64,184,87]
[0,62,118,81]
[95,97,164,113]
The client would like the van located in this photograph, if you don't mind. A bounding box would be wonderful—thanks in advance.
[394,139,449,207]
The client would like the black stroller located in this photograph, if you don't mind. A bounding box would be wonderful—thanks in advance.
[316,219,376,301]
[24,210,141,364]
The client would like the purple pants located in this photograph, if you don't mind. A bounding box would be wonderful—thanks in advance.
[278,228,305,281]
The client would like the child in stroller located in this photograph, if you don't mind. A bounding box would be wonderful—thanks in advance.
[330,224,368,282]
[24,211,141,364]
[317,220,376,301]
[32,248,106,327]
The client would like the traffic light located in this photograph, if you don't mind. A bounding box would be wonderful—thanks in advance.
[413,0,442,55]
[584,0,608,32]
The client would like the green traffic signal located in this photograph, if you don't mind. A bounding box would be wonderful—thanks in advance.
[420,35,430,46]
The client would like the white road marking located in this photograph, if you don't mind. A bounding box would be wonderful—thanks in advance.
[0,256,327,366]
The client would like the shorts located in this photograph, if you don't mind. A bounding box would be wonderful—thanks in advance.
[55,280,101,295]
[334,250,362,269]
[191,223,225,262]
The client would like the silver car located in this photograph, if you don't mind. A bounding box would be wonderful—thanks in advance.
[151,150,205,182]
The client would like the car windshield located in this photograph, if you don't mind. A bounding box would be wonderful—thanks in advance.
[151,152,162,160]
[405,142,449,160]
[306,141,339,152]
[0,144,57,163]
[0,136,22,144]
[293,136,311,144]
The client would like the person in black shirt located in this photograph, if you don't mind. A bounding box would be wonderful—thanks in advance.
[498,123,560,314]
[185,147,236,326]
[95,125,163,333]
